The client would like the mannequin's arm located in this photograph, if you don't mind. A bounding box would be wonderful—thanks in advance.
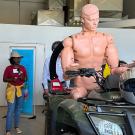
[61,37,79,79]
[105,35,128,74]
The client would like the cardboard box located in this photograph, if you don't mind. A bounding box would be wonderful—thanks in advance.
[37,10,64,26]
[89,0,123,11]
[48,0,63,10]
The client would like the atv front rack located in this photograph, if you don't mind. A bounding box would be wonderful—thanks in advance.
[86,111,135,135]
[77,97,135,135]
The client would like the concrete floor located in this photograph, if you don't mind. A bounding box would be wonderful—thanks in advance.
[0,106,45,135]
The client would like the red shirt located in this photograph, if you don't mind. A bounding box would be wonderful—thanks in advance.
[3,65,27,86]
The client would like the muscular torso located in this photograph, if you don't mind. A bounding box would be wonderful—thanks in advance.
[73,32,107,69]
[72,32,108,91]
[62,31,118,92]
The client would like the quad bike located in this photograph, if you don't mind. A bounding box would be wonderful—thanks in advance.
[43,42,135,135]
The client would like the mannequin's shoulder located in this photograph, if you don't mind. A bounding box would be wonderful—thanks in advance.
[97,32,114,41]
[64,32,85,40]
[74,32,86,38]
[63,34,76,47]
[63,32,84,48]
[97,31,112,37]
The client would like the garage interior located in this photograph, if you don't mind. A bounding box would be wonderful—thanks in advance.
[0,0,135,27]
[0,0,135,135]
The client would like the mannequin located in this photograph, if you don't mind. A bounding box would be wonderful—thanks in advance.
[61,4,128,99]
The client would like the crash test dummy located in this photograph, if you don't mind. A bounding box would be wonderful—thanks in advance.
[61,4,128,99]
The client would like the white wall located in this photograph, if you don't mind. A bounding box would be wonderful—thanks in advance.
[0,24,135,105]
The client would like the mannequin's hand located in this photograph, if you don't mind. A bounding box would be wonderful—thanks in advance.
[66,63,80,71]
[64,63,80,80]
[117,66,129,74]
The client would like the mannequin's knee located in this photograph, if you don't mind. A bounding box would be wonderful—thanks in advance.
[70,87,87,100]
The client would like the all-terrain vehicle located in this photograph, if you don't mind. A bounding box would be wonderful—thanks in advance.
[43,42,135,135]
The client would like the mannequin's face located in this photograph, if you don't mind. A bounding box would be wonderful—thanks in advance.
[81,13,99,32]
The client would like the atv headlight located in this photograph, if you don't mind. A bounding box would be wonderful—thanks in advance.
[98,119,123,135]
[90,116,123,135]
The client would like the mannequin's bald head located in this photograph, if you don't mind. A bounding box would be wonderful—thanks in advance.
[81,4,99,31]
[81,4,99,18]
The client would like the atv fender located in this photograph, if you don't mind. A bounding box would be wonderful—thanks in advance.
[57,99,96,135]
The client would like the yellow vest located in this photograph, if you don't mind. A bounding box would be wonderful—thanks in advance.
[6,83,23,103]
